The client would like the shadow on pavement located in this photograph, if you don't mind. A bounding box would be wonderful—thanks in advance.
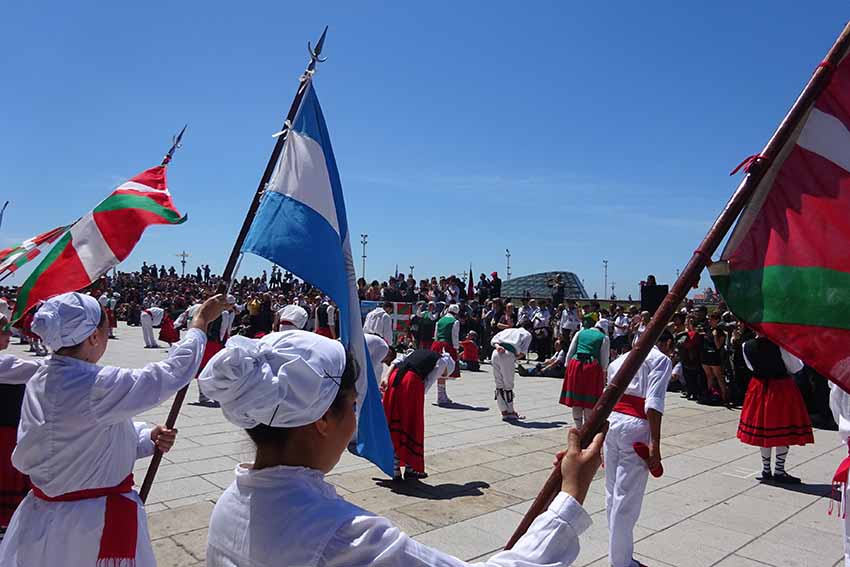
[506,420,568,429]
[433,402,490,412]
[373,478,490,500]
[765,481,835,500]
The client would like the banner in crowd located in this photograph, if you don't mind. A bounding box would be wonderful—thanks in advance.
[360,300,413,343]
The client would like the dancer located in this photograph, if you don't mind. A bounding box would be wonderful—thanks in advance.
[605,331,674,567]
[490,322,533,421]
[737,333,813,483]
[382,349,454,480]
[363,301,394,344]
[830,382,850,567]
[431,303,461,405]
[561,317,610,429]
[140,305,164,348]
[200,330,603,566]
[0,292,227,567]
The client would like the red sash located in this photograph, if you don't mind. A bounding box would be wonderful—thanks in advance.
[33,474,138,566]
[613,394,647,420]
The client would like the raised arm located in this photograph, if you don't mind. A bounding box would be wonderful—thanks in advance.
[0,354,43,385]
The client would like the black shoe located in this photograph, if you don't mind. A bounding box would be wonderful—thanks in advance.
[772,472,801,484]
[756,471,772,482]
[516,366,529,376]
[404,470,428,480]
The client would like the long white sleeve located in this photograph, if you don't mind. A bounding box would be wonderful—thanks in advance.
[383,314,394,345]
[0,354,42,385]
[423,356,450,393]
[89,329,207,425]
[134,421,155,459]
[452,320,460,349]
[319,492,590,567]
[599,336,611,372]
[644,350,673,415]
[780,347,804,374]
[566,331,580,360]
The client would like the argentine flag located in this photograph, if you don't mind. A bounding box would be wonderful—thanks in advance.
[242,83,394,475]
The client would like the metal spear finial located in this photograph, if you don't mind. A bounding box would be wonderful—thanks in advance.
[162,124,188,166]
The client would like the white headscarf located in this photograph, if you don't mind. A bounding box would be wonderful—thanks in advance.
[595,319,610,334]
[199,330,346,429]
[279,305,308,330]
[31,292,103,351]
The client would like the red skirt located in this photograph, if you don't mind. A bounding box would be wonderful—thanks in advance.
[196,338,225,378]
[106,308,117,329]
[158,314,180,344]
[737,376,814,447]
[560,358,603,409]
[383,369,425,472]
[431,341,460,378]
[315,326,334,339]
[0,426,30,526]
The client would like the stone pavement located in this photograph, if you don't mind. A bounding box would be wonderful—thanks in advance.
[7,323,848,566]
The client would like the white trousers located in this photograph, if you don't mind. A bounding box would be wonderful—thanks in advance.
[140,312,157,347]
[492,349,516,413]
[605,413,651,567]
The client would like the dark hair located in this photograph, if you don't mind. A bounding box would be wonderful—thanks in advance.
[658,330,675,344]
[245,350,359,448]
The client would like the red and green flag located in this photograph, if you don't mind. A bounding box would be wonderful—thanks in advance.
[710,51,850,392]
[11,165,186,323]
[0,224,72,277]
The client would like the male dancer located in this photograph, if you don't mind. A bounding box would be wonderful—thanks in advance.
[490,322,533,421]
[605,331,673,567]
[431,304,461,405]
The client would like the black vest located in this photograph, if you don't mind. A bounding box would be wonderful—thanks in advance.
[317,304,330,327]
[743,337,789,379]
[392,350,440,386]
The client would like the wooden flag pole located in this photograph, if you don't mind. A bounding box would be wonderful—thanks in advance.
[139,27,330,503]
[505,20,850,549]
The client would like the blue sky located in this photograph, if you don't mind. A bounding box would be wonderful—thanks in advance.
[1,1,847,298]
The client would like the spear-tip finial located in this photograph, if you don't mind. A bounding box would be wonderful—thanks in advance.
[308,26,329,65]
[162,124,188,166]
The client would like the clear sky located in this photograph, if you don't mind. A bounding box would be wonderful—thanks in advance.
[1,1,847,298]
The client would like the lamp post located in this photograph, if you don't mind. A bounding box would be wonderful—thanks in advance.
[506,248,512,280]
[360,234,368,278]
[603,259,608,301]
[409,265,414,278]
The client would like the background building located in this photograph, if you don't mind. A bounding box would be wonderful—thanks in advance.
[500,271,587,301]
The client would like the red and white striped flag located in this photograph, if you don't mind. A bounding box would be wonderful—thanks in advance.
[0,225,71,277]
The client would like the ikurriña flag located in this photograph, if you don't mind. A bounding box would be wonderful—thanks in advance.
[0,224,72,277]
[12,165,186,323]
[241,83,395,475]
[710,49,850,392]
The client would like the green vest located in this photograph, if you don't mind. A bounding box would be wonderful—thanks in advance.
[436,315,456,342]
[573,328,605,361]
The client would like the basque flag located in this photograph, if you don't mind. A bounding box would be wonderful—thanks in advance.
[242,83,395,475]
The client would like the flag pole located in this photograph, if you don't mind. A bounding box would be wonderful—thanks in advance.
[505,20,850,549]
[139,27,330,503]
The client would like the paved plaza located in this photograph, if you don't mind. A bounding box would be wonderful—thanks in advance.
[8,324,847,566]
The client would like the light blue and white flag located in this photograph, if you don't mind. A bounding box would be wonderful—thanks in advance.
[242,83,394,475]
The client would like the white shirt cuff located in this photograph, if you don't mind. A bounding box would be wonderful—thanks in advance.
[549,492,592,535]
[645,398,665,414]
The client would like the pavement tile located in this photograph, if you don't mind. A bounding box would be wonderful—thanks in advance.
[172,528,208,562]
[692,494,800,536]
[416,521,506,561]
[381,509,437,536]
[713,556,776,567]
[148,501,215,540]
[153,537,198,567]
[396,489,522,528]
[736,537,840,567]
[145,476,221,504]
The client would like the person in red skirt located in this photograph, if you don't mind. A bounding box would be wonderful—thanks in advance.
[561,316,610,429]
[178,299,235,408]
[431,304,461,406]
[381,349,454,481]
[314,300,335,339]
[738,333,813,484]
[0,316,42,534]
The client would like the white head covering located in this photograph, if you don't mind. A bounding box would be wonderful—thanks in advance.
[32,292,103,351]
[199,330,346,429]
[365,333,389,375]
[595,319,610,334]
[279,305,308,330]
[448,304,460,315]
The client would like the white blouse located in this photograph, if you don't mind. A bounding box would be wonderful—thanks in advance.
[207,464,591,567]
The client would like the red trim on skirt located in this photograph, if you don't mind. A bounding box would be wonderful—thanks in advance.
[560,358,603,409]
[431,341,460,378]
[315,326,334,339]
[0,426,30,526]
[106,308,117,329]
[383,368,426,472]
[737,376,814,447]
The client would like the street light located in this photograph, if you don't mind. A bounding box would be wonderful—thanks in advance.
[360,234,368,279]
[603,259,608,301]
[506,248,512,280]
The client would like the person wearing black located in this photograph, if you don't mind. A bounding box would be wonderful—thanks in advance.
[548,274,565,308]
[490,271,502,299]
